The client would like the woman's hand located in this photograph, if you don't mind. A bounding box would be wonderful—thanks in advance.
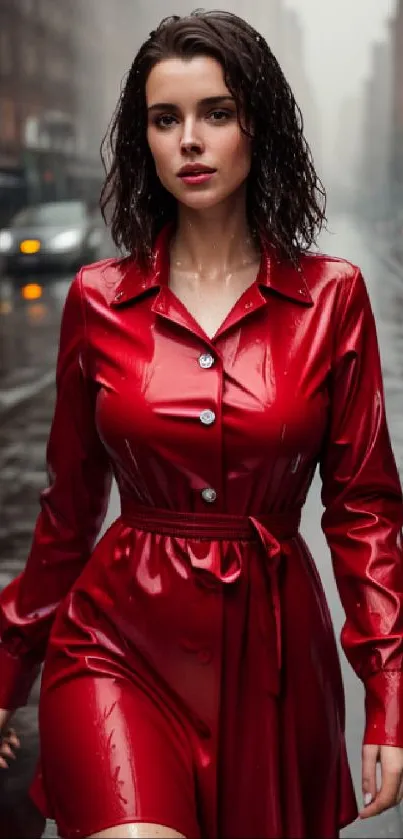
[0,708,20,769]
[360,744,403,818]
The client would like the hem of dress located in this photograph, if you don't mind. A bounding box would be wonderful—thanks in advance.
[29,787,197,839]
[34,813,194,839]
[30,786,359,839]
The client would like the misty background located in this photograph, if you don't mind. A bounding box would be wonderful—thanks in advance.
[0,0,402,238]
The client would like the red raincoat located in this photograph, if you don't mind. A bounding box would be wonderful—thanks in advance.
[0,225,403,838]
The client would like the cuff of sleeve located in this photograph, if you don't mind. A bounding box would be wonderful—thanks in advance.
[364,670,403,747]
[0,645,40,710]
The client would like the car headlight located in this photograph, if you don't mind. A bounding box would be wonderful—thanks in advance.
[49,229,83,251]
[0,231,13,252]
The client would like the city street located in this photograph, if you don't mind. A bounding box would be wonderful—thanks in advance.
[0,213,402,837]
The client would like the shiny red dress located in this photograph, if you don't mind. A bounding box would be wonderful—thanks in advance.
[1,225,403,839]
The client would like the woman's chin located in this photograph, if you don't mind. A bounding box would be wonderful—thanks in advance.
[175,190,235,213]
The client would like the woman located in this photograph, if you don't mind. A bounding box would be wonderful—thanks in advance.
[0,10,403,839]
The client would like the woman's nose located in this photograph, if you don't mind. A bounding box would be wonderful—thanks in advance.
[180,120,204,154]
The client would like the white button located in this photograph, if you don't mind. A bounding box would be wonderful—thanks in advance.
[199,353,214,369]
[201,488,217,503]
[200,410,215,426]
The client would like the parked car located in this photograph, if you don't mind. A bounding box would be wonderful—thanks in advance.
[0,200,104,278]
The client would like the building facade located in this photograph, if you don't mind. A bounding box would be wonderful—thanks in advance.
[359,38,393,220]
[389,0,403,219]
[0,0,322,228]
[277,7,322,175]
[0,0,103,225]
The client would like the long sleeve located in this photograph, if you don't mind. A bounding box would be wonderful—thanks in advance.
[319,268,403,746]
[0,270,112,710]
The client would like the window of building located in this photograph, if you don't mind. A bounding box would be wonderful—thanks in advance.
[46,51,69,82]
[0,30,14,75]
[38,0,48,20]
[21,0,35,13]
[23,113,40,147]
[0,99,17,142]
[53,5,68,33]
[39,0,69,32]
[22,41,37,76]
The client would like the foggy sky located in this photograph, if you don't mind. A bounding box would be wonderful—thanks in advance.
[142,0,396,156]
[100,0,399,192]
[144,1,396,106]
[284,0,396,147]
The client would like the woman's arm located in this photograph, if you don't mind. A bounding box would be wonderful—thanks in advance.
[0,269,112,710]
[319,267,403,746]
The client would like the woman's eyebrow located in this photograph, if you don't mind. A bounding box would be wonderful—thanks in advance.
[147,95,236,113]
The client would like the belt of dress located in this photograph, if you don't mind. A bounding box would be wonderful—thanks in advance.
[119,501,301,688]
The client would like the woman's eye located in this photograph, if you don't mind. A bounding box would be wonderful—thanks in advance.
[209,109,232,122]
[155,114,177,128]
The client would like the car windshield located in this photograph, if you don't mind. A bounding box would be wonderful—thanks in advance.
[12,202,87,227]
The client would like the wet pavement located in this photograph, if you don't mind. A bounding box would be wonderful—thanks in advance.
[0,213,402,838]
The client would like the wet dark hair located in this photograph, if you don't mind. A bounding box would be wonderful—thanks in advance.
[100,9,326,270]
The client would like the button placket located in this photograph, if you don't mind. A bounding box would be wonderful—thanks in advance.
[196,346,220,508]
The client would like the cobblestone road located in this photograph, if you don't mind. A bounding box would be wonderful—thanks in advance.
[0,389,56,838]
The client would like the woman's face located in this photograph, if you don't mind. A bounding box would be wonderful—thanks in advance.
[146,55,252,211]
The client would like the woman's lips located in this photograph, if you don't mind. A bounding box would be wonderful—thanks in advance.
[178,170,216,185]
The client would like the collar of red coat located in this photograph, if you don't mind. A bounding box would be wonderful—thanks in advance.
[110,222,313,308]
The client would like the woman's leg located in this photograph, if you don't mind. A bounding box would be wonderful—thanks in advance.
[87,824,185,838]
[39,675,200,839]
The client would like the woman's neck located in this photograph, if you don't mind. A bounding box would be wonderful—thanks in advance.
[171,194,260,282]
